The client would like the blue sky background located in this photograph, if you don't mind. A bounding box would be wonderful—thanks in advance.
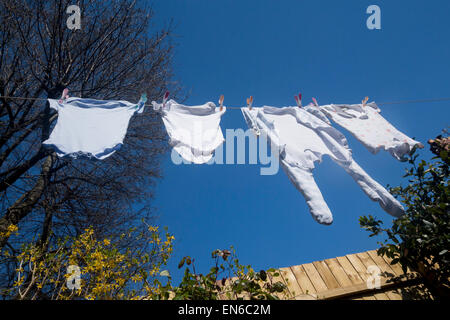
[150,0,450,283]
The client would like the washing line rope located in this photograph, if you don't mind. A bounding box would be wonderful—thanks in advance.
[223,97,450,109]
[0,95,450,108]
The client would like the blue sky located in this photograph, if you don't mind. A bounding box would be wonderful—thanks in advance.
[150,1,450,283]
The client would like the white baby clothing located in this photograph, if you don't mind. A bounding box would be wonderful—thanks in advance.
[242,106,405,225]
[317,102,421,161]
[303,103,332,125]
[43,97,145,159]
[153,99,226,164]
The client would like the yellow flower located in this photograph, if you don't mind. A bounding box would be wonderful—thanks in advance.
[1,224,19,237]
[7,224,18,233]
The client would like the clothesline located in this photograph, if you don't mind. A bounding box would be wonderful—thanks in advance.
[0,95,450,109]
[216,97,450,108]
[6,95,427,225]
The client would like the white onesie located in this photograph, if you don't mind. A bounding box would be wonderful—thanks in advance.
[43,97,145,159]
[242,106,405,225]
[317,102,422,161]
[153,99,226,164]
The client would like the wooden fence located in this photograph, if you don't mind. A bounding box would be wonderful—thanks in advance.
[218,249,432,300]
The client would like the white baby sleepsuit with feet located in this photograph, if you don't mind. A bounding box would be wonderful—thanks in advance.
[241,106,404,225]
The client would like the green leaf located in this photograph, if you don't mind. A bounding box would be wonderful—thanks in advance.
[178,257,186,269]
[259,270,267,281]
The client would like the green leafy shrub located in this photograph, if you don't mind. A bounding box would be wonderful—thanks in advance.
[360,134,449,299]
[154,248,289,300]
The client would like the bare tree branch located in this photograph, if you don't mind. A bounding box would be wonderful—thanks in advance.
[0,0,180,296]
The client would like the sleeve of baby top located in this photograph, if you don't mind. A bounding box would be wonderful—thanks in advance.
[43,97,142,160]
[154,100,226,164]
[319,102,421,161]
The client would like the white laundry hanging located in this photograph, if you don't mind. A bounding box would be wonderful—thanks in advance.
[241,106,405,225]
[152,99,226,164]
[43,97,145,160]
[315,102,422,161]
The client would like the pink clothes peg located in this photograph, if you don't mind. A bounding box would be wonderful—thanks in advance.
[312,97,318,107]
[162,91,170,108]
[294,93,302,107]
[58,88,69,103]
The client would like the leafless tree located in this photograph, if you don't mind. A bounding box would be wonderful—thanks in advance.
[0,0,178,295]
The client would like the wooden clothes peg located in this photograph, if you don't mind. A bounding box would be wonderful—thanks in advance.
[247,96,253,110]
[219,94,224,111]
[362,96,369,106]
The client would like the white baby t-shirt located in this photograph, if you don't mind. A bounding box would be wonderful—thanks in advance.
[43,97,144,160]
[153,99,226,164]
